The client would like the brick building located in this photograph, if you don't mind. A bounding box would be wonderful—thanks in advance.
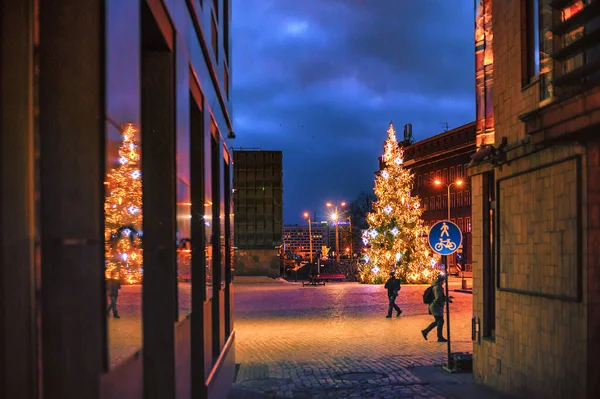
[469,1,600,398]
[233,150,283,276]
[402,122,477,273]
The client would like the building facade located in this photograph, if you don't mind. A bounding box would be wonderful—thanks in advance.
[0,0,235,398]
[469,1,600,398]
[399,122,477,271]
[283,223,328,260]
[233,150,283,276]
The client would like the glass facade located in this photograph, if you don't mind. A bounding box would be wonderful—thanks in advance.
[0,0,235,398]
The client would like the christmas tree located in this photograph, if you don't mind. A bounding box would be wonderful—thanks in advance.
[104,123,143,284]
[359,122,440,284]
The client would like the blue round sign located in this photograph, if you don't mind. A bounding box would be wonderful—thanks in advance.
[428,221,463,256]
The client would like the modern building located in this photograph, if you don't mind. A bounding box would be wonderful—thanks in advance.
[233,149,283,276]
[402,122,477,272]
[469,1,600,398]
[283,222,328,260]
[0,1,235,398]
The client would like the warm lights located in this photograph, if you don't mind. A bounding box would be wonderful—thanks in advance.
[359,122,441,284]
[104,124,143,284]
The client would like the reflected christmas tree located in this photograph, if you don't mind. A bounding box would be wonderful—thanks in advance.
[104,124,143,284]
[359,122,440,284]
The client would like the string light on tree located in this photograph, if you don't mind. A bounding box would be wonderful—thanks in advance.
[104,123,144,284]
[359,122,441,284]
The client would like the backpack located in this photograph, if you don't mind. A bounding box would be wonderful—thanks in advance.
[423,286,435,304]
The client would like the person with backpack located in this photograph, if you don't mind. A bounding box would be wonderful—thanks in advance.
[384,271,402,318]
[421,274,452,342]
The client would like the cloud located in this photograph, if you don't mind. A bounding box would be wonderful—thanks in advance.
[232,0,475,224]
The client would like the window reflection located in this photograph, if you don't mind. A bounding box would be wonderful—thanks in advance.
[105,122,143,367]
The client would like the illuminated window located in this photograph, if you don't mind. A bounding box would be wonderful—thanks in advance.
[522,0,540,85]
[466,217,472,232]
[457,165,463,177]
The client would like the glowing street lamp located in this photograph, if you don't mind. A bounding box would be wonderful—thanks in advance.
[326,201,346,263]
[434,179,463,220]
[303,212,313,264]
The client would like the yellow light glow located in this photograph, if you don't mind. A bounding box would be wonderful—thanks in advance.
[104,124,143,284]
[434,180,441,185]
[456,180,463,186]
[303,212,309,218]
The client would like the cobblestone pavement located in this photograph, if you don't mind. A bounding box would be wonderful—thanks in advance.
[233,281,473,398]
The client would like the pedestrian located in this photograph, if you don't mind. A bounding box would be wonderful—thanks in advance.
[384,271,402,318]
[421,274,452,342]
[106,272,121,319]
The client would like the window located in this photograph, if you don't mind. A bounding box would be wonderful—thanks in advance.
[224,65,229,99]
[442,195,447,209]
[223,0,229,63]
[466,217,472,232]
[424,198,429,210]
[458,218,463,231]
[457,192,463,207]
[522,0,540,85]
[211,15,218,61]
[465,190,471,206]
[451,193,456,208]
[450,166,455,182]
[436,195,441,210]
[418,175,422,188]
[457,165,463,177]
[482,171,496,337]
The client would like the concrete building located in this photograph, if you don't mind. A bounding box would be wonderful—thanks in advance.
[283,222,328,260]
[233,150,283,276]
[469,1,600,398]
[402,122,477,272]
[0,0,235,398]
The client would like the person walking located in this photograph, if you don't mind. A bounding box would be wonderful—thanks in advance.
[421,274,452,342]
[106,273,121,319]
[384,271,402,318]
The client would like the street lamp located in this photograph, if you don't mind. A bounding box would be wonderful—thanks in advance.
[434,179,463,220]
[302,212,313,264]
[326,201,346,263]
[434,179,465,289]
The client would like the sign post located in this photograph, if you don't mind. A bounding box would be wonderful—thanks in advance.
[428,220,462,372]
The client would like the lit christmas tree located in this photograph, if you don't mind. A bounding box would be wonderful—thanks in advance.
[359,122,440,284]
[104,123,143,284]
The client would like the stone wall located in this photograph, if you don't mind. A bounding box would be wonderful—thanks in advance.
[471,0,591,397]
[472,146,588,398]
[234,248,280,277]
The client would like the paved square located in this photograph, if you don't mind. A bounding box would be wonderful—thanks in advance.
[233,279,473,398]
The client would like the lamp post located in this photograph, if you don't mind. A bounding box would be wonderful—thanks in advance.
[303,212,313,264]
[326,201,346,264]
[435,179,465,289]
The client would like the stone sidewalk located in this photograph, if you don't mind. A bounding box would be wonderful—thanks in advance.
[229,281,508,399]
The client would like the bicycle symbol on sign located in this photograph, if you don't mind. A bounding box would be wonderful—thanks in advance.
[434,238,457,252]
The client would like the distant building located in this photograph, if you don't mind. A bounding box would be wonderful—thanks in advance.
[233,150,283,276]
[283,222,328,260]
[469,1,600,398]
[401,122,477,272]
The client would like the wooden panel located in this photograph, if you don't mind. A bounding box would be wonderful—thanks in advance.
[203,301,213,382]
[0,0,37,397]
[38,0,106,398]
[100,353,143,399]
[175,318,191,399]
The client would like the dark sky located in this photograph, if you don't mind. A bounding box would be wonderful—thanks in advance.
[231,0,475,225]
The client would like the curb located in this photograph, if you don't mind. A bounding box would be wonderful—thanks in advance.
[453,289,473,294]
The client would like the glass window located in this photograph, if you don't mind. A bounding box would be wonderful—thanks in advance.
[466,217,472,233]
[523,0,541,84]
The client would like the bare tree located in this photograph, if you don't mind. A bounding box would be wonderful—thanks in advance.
[348,191,377,258]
